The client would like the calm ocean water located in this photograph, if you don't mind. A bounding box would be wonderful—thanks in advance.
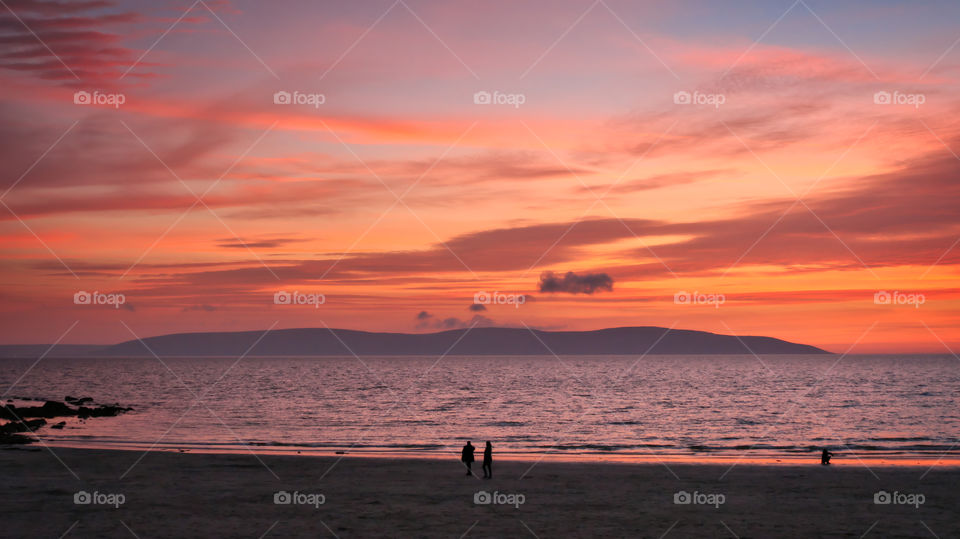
[2,355,958,460]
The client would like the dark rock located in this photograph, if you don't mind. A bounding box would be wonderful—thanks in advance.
[77,404,133,419]
[0,405,16,421]
[8,400,78,419]
[41,401,75,417]
[0,433,34,445]
[0,418,45,434]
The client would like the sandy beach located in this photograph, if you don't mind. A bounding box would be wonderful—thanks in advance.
[1,447,955,538]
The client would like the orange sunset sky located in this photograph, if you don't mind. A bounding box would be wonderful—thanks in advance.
[1,0,958,352]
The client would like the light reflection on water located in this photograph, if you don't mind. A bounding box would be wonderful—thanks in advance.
[2,355,957,460]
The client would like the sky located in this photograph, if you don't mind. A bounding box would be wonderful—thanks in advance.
[0,0,958,352]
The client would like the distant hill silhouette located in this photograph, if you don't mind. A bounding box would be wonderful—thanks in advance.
[85,326,828,357]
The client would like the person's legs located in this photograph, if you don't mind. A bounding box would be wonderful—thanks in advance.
[465,461,472,476]
[483,462,491,478]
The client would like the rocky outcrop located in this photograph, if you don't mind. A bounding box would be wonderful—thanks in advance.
[0,398,132,444]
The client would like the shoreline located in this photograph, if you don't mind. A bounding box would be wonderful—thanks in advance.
[23,441,960,468]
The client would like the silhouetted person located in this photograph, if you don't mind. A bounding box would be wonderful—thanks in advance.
[821,448,833,465]
[482,441,493,479]
[461,441,475,476]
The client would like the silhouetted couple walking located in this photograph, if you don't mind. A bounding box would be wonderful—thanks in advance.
[461,441,493,478]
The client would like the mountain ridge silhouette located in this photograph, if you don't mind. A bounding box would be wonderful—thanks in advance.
[91,326,829,356]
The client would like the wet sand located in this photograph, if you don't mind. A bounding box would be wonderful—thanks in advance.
[0,447,956,538]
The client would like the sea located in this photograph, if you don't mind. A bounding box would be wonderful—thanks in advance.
[2,354,958,464]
